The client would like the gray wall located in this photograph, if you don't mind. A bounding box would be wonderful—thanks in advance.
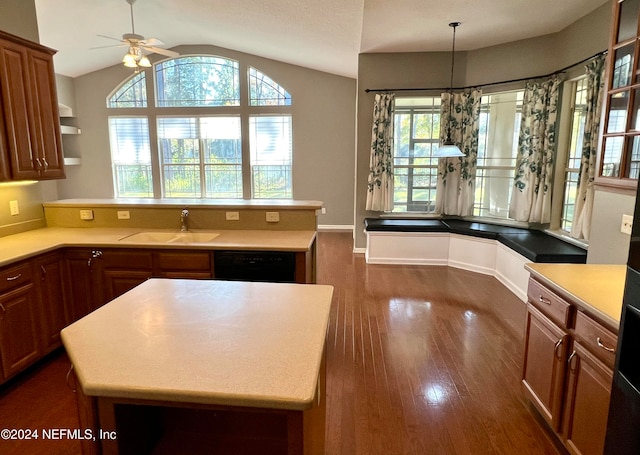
[55,45,356,228]
[354,4,625,263]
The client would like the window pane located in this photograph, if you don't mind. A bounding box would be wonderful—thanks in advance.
[474,91,522,218]
[249,116,293,198]
[249,67,292,106]
[561,78,587,233]
[602,136,625,177]
[392,99,440,213]
[108,117,152,197]
[158,117,244,198]
[155,56,240,107]
[108,72,147,108]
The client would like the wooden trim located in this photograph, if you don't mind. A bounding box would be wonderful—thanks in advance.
[0,29,56,55]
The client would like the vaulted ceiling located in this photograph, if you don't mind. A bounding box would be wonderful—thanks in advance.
[35,0,609,79]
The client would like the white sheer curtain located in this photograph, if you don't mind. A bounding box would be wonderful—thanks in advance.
[509,76,561,223]
[435,89,482,216]
[366,93,395,212]
[571,55,606,240]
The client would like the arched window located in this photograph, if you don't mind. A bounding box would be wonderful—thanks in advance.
[249,67,291,106]
[108,72,147,108]
[107,55,292,199]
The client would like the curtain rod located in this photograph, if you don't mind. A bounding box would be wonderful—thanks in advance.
[363,49,607,93]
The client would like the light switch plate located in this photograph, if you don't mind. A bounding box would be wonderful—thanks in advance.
[9,200,19,216]
[226,211,240,221]
[117,210,130,220]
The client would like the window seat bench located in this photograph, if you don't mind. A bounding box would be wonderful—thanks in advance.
[364,218,587,301]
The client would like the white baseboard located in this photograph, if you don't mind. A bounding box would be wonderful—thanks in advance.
[318,224,354,232]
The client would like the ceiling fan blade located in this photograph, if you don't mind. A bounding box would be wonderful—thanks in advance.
[90,43,128,50]
[96,34,125,43]
[140,37,164,47]
[143,46,180,58]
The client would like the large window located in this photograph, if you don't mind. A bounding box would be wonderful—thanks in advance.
[391,93,522,219]
[392,98,441,213]
[107,56,292,199]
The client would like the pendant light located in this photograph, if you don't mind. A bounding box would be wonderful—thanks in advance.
[434,21,465,158]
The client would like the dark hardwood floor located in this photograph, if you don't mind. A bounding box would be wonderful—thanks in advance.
[0,232,560,454]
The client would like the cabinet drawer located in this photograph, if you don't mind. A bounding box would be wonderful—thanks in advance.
[156,251,212,272]
[528,278,571,328]
[574,311,617,368]
[0,263,32,293]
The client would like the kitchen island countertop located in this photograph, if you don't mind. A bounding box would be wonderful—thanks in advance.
[62,278,334,410]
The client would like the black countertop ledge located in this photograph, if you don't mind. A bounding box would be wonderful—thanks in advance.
[364,218,586,264]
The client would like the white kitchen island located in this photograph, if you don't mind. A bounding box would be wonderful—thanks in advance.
[61,278,333,455]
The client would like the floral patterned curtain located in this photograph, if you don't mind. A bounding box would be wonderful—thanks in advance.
[509,76,561,223]
[571,55,606,240]
[366,93,395,212]
[435,89,482,216]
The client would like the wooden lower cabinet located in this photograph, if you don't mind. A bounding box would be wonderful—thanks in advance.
[522,305,568,431]
[33,252,68,353]
[0,263,40,379]
[522,277,616,455]
[562,341,613,455]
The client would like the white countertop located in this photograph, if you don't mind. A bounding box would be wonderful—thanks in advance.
[0,227,316,267]
[61,279,333,410]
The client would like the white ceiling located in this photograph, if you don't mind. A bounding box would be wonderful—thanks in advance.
[35,0,609,79]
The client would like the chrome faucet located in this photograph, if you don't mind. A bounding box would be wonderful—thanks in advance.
[180,208,189,232]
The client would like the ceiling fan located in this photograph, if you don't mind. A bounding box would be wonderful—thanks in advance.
[94,0,179,69]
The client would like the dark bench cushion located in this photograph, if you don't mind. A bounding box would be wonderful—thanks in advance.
[364,218,448,232]
[364,218,587,264]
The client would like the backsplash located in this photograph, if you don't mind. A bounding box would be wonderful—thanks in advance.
[0,184,47,237]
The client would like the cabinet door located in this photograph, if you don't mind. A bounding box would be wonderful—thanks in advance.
[0,283,40,378]
[64,249,103,322]
[522,304,569,431]
[101,249,153,302]
[562,341,613,455]
[0,38,39,180]
[34,253,68,353]
[28,47,64,179]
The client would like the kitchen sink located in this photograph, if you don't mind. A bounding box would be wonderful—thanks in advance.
[119,231,220,244]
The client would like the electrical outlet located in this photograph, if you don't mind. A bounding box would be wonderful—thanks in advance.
[622,214,633,235]
[265,211,280,223]
[321,207,326,215]
[9,200,19,216]
[80,209,94,220]
[117,210,130,220]
[226,211,240,221]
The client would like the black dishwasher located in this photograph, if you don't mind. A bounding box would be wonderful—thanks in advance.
[213,250,296,283]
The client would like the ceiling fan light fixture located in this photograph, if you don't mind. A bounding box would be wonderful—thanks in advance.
[435,21,464,159]
[138,55,151,67]
[122,52,138,67]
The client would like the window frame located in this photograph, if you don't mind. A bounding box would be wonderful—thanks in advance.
[106,54,293,200]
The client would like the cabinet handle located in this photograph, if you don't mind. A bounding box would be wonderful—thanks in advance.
[538,295,551,305]
[40,265,47,277]
[554,338,563,358]
[65,364,76,393]
[0,303,5,320]
[596,337,616,353]
[568,350,578,372]
[35,157,43,170]
[6,273,22,281]
[87,250,103,267]
[42,158,49,170]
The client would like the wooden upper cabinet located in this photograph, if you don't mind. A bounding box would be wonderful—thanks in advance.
[0,30,64,181]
